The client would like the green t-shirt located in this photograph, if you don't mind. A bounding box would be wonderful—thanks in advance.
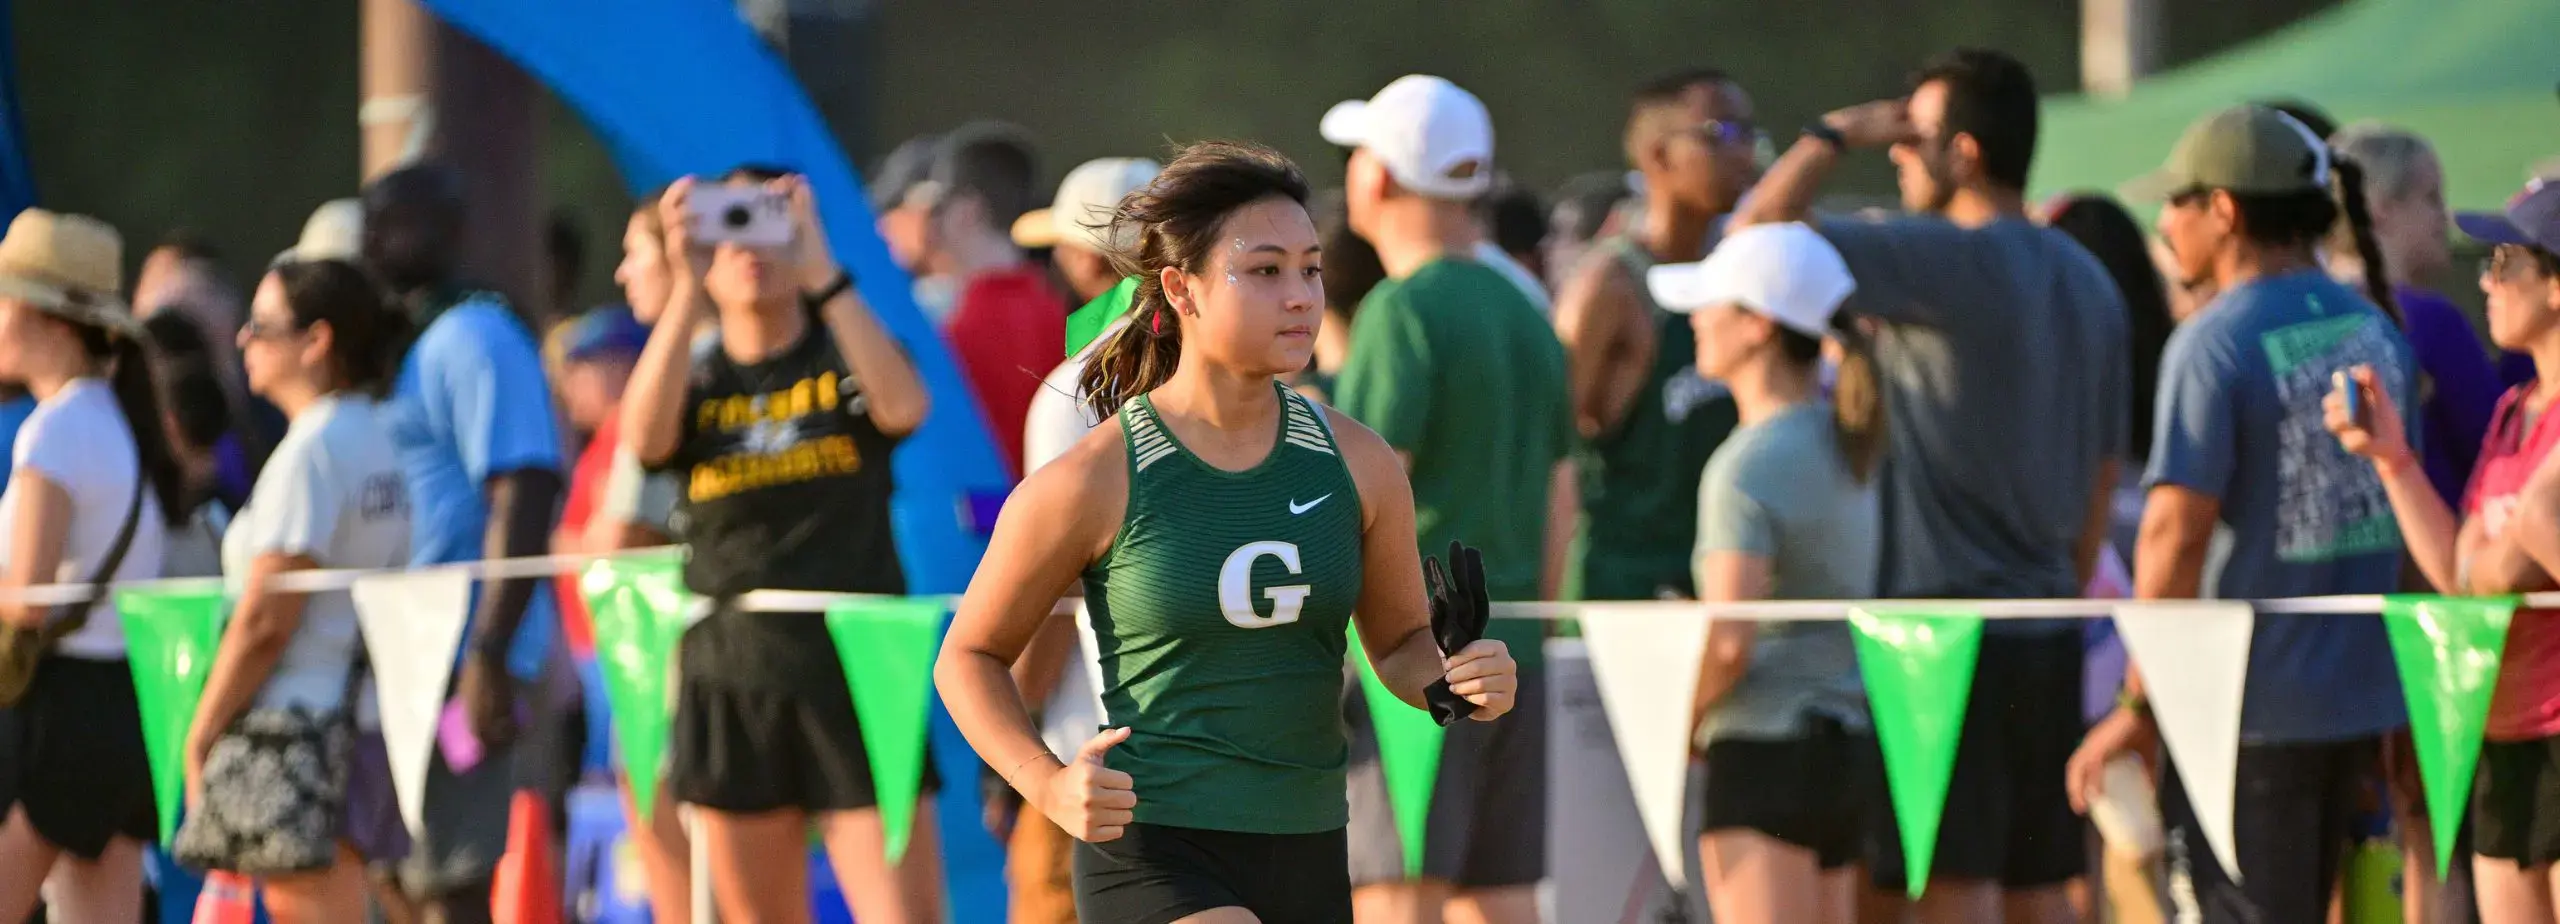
[1335,257,1572,663]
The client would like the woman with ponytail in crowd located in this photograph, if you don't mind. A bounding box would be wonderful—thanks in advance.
[1643,222,1877,924]
[2329,178,2560,924]
[936,140,1519,923]
[0,211,181,922]
[172,259,415,922]
[2065,104,2422,924]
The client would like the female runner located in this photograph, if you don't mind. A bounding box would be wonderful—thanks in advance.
[935,140,1520,924]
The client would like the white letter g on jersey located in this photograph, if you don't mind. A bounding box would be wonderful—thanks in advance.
[1218,540,1310,629]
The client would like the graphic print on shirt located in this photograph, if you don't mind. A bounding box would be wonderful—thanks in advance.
[686,370,866,503]
[1662,366,1730,426]
[2262,308,2405,562]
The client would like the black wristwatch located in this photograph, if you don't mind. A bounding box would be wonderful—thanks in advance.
[1802,121,1847,151]
[802,270,854,309]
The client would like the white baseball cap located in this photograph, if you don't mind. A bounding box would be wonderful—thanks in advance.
[1013,157,1162,252]
[1645,222,1855,336]
[272,198,364,268]
[1320,75,1495,201]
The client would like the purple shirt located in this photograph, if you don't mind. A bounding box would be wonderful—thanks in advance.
[2398,285,2505,504]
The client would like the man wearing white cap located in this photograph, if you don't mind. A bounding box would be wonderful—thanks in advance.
[1005,154,1160,924]
[1325,74,1572,924]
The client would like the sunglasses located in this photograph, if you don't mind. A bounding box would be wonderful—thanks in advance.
[1675,119,1761,148]
[2484,244,2555,281]
[240,315,310,342]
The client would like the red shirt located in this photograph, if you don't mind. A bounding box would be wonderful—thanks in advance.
[554,415,620,657]
[944,265,1065,478]
[2464,384,2560,740]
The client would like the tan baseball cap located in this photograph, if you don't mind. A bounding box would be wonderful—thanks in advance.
[1012,157,1160,252]
[2120,105,2333,203]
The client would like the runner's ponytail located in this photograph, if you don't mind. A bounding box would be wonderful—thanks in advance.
[1830,327,1885,482]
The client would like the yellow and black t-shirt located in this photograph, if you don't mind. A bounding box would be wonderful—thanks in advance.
[662,324,905,602]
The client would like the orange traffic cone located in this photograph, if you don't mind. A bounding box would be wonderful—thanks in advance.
[492,789,564,924]
[192,871,257,924]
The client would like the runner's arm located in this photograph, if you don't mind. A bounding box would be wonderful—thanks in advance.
[937,429,1124,794]
[1337,412,1441,712]
[2076,458,2120,588]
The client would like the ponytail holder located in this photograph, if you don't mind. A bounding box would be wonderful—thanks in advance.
[1151,308,1163,335]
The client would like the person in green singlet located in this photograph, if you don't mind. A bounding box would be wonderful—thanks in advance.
[1554,67,1758,601]
[935,140,1520,924]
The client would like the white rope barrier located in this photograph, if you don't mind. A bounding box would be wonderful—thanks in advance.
[0,543,2542,617]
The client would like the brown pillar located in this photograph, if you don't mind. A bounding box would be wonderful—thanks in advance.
[360,0,545,322]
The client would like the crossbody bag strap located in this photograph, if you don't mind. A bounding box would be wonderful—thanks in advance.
[41,475,147,644]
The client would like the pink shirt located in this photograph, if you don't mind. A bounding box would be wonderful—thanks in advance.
[2465,384,2560,741]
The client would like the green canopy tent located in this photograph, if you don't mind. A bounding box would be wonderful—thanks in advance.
[2034,0,2560,211]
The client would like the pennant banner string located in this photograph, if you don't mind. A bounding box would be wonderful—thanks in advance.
[0,544,2544,618]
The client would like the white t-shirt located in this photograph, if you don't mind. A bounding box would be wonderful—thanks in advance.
[0,379,168,659]
[223,395,412,711]
[1020,328,1125,755]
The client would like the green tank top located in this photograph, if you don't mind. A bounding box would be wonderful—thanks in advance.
[1579,234,1739,599]
[1082,382,1364,834]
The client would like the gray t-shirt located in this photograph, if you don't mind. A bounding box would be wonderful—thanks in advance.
[1818,216,2129,631]
[1692,402,1874,744]
[223,395,412,712]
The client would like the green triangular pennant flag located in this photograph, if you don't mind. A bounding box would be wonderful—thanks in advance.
[2381,593,2516,878]
[826,597,948,862]
[1849,607,1984,898]
[1064,276,1139,358]
[1351,624,1443,878]
[580,551,694,822]
[117,585,231,843]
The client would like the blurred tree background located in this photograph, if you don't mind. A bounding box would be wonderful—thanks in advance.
[17,0,2330,310]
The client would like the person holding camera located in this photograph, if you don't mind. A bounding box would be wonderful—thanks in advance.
[619,166,938,922]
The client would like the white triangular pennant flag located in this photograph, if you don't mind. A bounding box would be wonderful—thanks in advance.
[1577,603,1713,887]
[2111,600,2253,881]
[352,569,474,839]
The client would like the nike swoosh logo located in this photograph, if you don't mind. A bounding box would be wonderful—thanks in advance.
[1289,494,1332,515]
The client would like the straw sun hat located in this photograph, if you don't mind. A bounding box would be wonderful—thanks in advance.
[0,208,135,336]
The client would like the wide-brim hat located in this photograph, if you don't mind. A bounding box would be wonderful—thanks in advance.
[0,208,134,335]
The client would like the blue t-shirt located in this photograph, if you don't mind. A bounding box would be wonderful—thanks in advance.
[385,295,564,679]
[2145,269,2413,743]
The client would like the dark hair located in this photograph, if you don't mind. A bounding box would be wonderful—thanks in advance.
[1911,49,2040,190]
[1773,325,1885,481]
[629,184,669,244]
[138,313,232,452]
[2225,157,2400,324]
[153,230,223,265]
[1079,141,1311,419]
[937,124,1040,226]
[1625,68,1734,163]
[363,162,465,214]
[1311,189,1385,320]
[273,259,415,398]
[547,210,585,282]
[58,315,189,525]
[2048,195,2175,461]
[721,163,794,184]
[1480,185,1546,260]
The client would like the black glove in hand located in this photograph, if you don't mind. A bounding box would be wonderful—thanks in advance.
[1422,540,1492,726]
